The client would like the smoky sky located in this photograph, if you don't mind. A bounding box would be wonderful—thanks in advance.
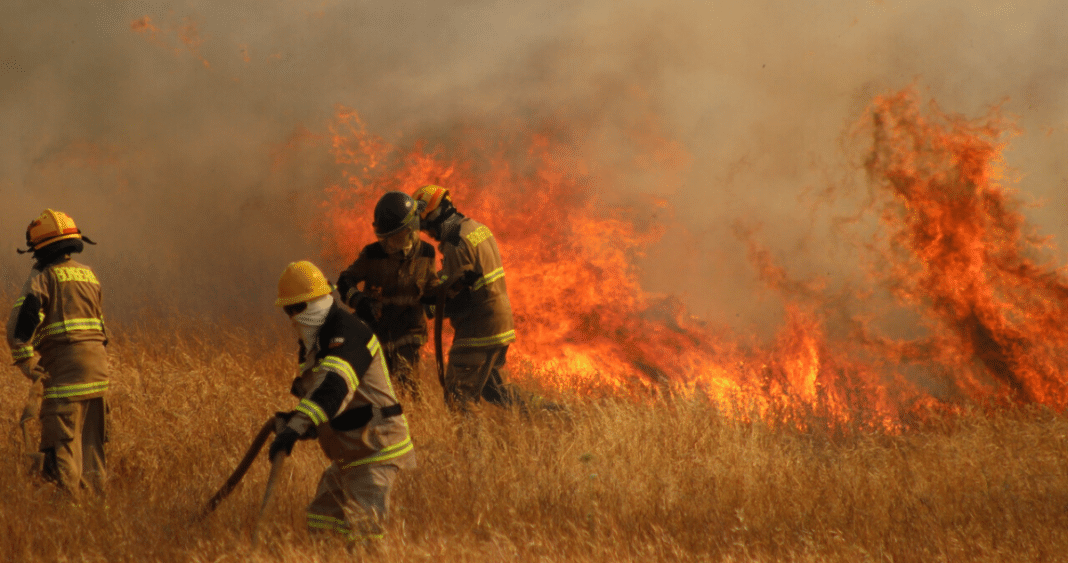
[1,0,1065,330]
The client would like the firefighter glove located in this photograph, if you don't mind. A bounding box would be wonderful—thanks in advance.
[460,269,481,288]
[274,410,295,433]
[269,427,300,459]
[353,293,381,326]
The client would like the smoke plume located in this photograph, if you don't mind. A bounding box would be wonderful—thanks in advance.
[1,0,1065,332]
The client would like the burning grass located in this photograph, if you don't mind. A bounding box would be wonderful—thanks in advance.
[312,88,1068,434]
[1,317,1067,562]
[3,87,1067,560]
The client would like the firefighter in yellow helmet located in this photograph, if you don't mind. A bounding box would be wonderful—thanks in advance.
[336,192,438,398]
[412,185,516,409]
[6,209,108,497]
[269,260,415,545]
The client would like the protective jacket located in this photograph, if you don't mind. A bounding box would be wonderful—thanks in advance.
[438,217,516,349]
[6,257,108,400]
[336,241,437,348]
[284,303,415,469]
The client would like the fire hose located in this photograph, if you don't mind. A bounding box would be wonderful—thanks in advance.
[434,282,449,390]
[251,450,286,546]
[195,416,277,522]
[433,271,477,391]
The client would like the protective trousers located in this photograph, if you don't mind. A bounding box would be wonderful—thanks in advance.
[444,344,511,409]
[306,462,400,544]
[40,396,106,496]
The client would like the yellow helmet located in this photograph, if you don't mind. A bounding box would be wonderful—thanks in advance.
[276,261,332,307]
[412,185,451,219]
[25,209,83,251]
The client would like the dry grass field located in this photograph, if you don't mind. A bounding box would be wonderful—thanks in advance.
[2,316,1067,563]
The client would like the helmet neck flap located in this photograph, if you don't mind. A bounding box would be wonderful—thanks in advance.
[425,202,463,242]
[32,238,83,269]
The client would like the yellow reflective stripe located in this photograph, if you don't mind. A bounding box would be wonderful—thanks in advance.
[471,267,505,291]
[43,380,109,399]
[35,318,105,341]
[307,520,339,533]
[306,514,381,542]
[379,353,390,382]
[379,352,392,389]
[11,345,34,361]
[464,225,493,247]
[319,355,358,389]
[307,513,350,534]
[296,399,328,426]
[365,335,390,381]
[343,435,414,469]
[52,267,99,285]
[39,318,105,335]
[452,330,516,348]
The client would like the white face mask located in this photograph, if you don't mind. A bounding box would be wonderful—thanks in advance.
[291,294,333,346]
[291,323,319,349]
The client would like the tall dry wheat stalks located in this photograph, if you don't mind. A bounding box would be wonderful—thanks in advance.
[0,316,1066,562]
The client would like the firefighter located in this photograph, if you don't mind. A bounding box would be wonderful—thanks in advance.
[411,185,516,409]
[336,192,437,398]
[7,209,109,497]
[269,260,416,545]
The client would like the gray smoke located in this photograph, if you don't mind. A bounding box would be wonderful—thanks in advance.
[1,0,1065,331]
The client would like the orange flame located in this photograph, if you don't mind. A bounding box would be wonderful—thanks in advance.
[315,90,1068,430]
[862,89,1068,407]
[130,14,210,68]
[315,107,901,428]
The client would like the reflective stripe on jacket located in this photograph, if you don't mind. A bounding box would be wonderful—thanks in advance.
[285,303,416,469]
[439,218,516,349]
[6,257,108,400]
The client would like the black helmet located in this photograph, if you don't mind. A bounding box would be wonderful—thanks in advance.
[373,192,419,238]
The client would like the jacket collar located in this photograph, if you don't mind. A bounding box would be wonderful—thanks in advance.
[311,302,344,357]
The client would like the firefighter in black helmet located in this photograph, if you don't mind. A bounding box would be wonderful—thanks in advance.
[336,192,438,397]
